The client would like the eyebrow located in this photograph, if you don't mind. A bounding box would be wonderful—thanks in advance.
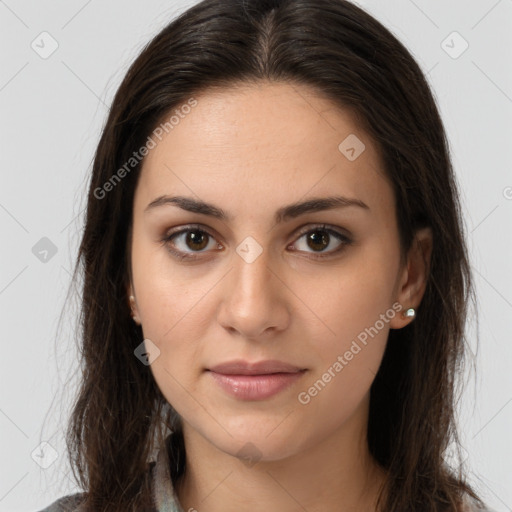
[144,194,370,223]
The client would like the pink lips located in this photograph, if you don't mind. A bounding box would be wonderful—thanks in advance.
[207,359,307,400]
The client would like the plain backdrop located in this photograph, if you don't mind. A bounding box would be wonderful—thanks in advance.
[0,1,511,511]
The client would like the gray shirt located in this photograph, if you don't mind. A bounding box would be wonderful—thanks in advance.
[37,436,183,511]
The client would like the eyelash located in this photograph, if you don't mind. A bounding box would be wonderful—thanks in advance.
[160,223,353,261]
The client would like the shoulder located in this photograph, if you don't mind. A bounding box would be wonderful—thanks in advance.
[461,493,496,512]
[37,492,87,512]
[36,445,171,512]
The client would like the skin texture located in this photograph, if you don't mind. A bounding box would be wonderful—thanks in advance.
[127,81,433,512]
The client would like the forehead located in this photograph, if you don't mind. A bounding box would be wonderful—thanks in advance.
[136,81,391,216]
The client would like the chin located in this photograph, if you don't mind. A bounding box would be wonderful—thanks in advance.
[204,418,308,464]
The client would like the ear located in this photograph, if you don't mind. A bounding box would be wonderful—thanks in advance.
[127,282,141,325]
[389,227,433,329]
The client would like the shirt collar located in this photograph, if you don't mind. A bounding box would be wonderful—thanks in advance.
[152,434,185,512]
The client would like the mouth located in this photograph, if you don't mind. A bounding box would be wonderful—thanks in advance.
[206,359,307,400]
[207,359,306,375]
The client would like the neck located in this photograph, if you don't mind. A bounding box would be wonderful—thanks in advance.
[173,401,387,512]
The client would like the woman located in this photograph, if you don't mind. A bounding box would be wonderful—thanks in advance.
[39,0,492,510]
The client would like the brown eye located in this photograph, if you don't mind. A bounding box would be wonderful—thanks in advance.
[162,225,222,261]
[305,230,330,252]
[183,230,209,251]
[290,225,353,258]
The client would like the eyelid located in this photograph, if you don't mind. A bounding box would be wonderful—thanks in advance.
[292,223,352,241]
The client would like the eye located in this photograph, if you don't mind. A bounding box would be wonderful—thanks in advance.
[161,224,221,261]
[161,223,353,262]
[289,224,353,258]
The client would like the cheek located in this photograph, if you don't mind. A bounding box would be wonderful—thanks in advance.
[296,294,391,438]
[312,237,399,340]
[132,236,214,339]
[298,238,399,404]
[130,244,212,398]
[139,289,211,420]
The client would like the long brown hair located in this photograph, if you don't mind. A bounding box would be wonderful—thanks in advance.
[61,0,484,509]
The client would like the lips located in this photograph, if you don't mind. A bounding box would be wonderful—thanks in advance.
[208,359,305,375]
[206,359,307,400]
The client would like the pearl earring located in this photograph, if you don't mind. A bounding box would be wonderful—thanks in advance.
[402,307,416,319]
[129,295,141,325]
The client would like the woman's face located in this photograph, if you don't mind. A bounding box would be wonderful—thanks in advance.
[128,81,423,462]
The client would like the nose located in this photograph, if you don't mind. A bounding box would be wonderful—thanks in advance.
[216,246,290,340]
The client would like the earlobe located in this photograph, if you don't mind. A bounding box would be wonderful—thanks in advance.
[390,227,433,330]
[127,284,142,325]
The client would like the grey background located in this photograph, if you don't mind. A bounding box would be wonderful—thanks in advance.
[0,0,511,510]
